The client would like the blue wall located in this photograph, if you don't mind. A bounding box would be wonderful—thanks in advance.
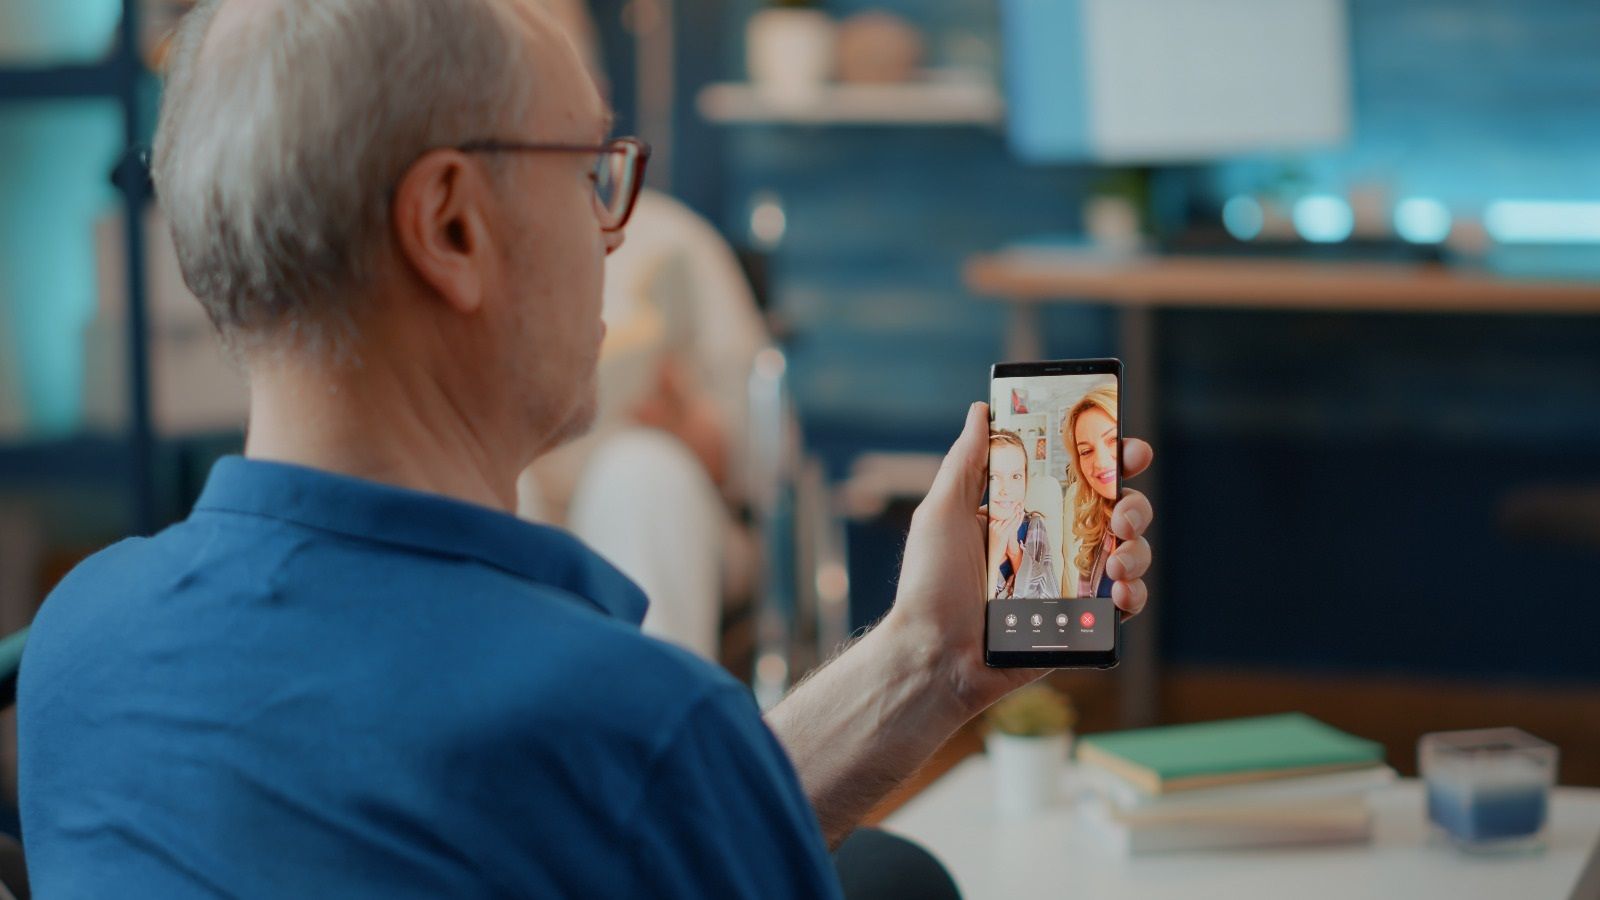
[709,0,1600,430]
[1212,0,1600,208]
[700,0,1600,681]
[706,0,1115,431]
[717,127,1109,430]
[1167,0,1600,682]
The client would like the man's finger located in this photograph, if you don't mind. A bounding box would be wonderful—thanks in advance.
[1111,489,1153,540]
[1113,578,1148,620]
[1107,536,1151,582]
[925,402,988,510]
[1121,438,1154,480]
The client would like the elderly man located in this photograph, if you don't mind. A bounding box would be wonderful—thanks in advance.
[17,0,1154,897]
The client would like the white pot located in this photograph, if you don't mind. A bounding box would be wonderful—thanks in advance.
[1084,195,1145,256]
[746,8,836,106]
[986,730,1071,819]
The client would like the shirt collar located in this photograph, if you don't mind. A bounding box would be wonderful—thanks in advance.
[192,456,649,625]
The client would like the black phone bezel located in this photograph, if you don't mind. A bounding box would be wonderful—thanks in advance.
[984,357,1124,670]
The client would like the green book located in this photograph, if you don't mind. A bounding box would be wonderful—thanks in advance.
[1075,713,1386,795]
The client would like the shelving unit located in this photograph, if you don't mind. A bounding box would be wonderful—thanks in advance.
[0,62,122,101]
[0,435,134,488]
[0,0,159,533]
[696,79,1003,126]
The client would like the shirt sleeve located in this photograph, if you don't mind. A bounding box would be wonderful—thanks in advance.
[623,683,842,900]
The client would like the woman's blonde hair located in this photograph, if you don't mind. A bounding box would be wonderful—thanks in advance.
[1063,386,1118,578]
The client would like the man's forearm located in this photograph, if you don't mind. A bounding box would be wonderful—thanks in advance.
[765,616,977,848]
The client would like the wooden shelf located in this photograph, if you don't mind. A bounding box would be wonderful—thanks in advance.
[966,250,1600,315]
[697,79,1003,126]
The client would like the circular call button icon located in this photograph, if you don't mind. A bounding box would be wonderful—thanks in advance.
[1030,613,1043,628]
[1004,613,1018,628]
[1079,612,1096,629]
[1055,613,1069,628]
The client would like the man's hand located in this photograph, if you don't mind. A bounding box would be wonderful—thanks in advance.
[881,401,1154,718]
[765,401,1153,847]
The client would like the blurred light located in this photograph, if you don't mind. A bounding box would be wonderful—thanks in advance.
[1393,197,1452,244]
[1221,195,1264,241]
[755,652,788,689]
[1484,200,1600,244]
[815,562,849,607]
[1292,194,1354,244]
[753,347,787,380]
[749,191,787,249]
[620,0,665,34]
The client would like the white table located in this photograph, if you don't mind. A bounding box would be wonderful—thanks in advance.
[883,757,1600,899]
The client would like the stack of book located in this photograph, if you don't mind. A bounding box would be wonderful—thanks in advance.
[1074,712,1395,855]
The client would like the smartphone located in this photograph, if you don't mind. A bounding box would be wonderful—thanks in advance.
[984,358,1123,669]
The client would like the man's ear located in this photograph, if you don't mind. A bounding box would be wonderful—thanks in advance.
[391,151,494,315]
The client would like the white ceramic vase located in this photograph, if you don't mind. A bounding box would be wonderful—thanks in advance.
[987,730,1071,819]
[746,8,835,106]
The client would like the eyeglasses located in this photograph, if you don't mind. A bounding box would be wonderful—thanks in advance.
[457,136,651,232]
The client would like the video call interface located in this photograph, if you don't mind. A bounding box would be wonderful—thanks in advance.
[987,373,1120,654]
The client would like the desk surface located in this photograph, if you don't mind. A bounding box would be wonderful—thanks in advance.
[965,251,1600,314]
[883,757,1600,900]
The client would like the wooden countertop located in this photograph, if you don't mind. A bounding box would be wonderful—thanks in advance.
[965,251,1600,314]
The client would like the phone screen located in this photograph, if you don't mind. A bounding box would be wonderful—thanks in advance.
[984,359,1122,668]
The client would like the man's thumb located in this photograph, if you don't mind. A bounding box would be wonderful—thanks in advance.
[927,402,988,509]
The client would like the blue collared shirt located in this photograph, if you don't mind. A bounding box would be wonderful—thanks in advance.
[19,457,840,898]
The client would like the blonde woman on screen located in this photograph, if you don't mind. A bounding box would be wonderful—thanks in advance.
[1061,386,1120,599]
[987,430,1058,599]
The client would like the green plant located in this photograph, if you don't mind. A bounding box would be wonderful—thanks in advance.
[1090,165,1155,237]
[985,684,1076,738]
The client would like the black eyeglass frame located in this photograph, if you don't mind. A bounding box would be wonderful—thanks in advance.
[457,136,651,232]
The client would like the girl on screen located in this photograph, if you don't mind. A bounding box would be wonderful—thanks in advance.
[988,430,1057,600]
[1062,386,1120,599]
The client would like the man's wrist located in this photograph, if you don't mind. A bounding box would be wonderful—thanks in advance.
[877,606,994,728]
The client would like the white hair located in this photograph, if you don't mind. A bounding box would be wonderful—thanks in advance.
[153,0,539,350]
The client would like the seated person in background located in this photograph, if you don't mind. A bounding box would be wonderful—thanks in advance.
[1062,386,1122,598]
[517,196,761,660]
[17,0,1156,897]
[517,0,767,661]
[987,429,1058,599]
